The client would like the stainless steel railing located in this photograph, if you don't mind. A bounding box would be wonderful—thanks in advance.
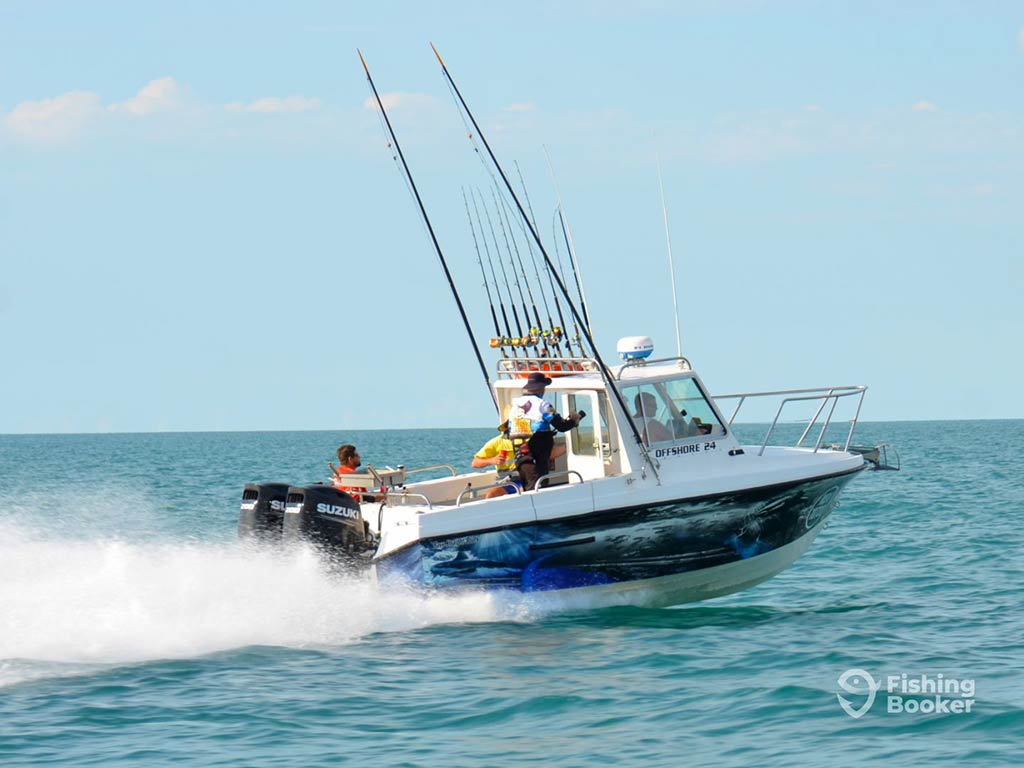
[712,385,867,457]
[456,477,523,506]
[614,356,692,378]
[535,470,584,489]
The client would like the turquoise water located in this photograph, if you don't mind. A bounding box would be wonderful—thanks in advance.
[1,422,1021,766]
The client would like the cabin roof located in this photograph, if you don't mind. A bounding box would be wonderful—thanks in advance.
[492,357,694,391]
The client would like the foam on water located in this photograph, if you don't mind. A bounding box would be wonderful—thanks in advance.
[0,520,508,686]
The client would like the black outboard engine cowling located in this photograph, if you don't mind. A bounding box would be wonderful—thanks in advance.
[282,484,375,560]
[238,482,291,540]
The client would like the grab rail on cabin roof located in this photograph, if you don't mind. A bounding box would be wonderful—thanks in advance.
[615,356,692,378]
[712,385,867,456]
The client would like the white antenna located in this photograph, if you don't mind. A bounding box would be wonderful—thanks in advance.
[656,151,682,358]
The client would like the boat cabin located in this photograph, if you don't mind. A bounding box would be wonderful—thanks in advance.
[489,355,729,485]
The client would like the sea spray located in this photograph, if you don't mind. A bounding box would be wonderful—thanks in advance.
[0,521,501,680]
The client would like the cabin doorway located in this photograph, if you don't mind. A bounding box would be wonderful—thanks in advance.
[561,390,606,482]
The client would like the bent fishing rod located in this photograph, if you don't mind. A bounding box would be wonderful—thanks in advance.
[359,50,498,413]
[429,43,657,472]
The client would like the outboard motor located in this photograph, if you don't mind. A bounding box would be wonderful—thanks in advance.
[238,482,291,540]
[282,484,375,563]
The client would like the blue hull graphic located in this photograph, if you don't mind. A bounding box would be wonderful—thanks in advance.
[375,470,859,593]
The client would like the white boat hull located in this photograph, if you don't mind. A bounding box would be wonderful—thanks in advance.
[374,465,862,607]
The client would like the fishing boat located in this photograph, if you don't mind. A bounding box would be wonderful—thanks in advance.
[238,47,876,609]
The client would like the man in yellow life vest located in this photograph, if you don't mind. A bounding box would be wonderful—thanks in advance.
[472,423,517,499]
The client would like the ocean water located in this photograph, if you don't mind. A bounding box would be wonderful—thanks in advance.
[1,422,1021,766]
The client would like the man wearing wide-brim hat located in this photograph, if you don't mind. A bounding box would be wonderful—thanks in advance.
[508,371,584,491]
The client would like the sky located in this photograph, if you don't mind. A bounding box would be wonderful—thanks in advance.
[1,1,1021,433]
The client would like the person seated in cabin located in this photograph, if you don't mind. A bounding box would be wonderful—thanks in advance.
[667,409,711,438]
[509,372,583,492]
[691,416,713,436]
[472,419,566,499]
[633,392,673,445]
[331,444,383,502]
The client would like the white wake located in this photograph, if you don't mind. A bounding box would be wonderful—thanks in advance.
[0,520,505,687]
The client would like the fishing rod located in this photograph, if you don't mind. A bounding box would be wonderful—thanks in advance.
[438,65,571,359]
[429,43,657,474]
[495,195,561,358]
[493,179,560,356]
[515,165,580,358]
[544,146,592,334]
[493,186,564,358]
[470,188,518,356]
[514,160,542,247]
[550,209,584,357]
[462,187,505,355]
[490,186,549,356]
[508,165,578,358]
[556,205,590,345]
[358,49,498,413]
[437,60,573,359]
[480,190,530,352]
[541,218,579,358]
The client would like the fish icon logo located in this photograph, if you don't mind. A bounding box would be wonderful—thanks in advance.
[837,668,878,719]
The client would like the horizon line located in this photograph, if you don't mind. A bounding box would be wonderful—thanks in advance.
[2,416,1022,438]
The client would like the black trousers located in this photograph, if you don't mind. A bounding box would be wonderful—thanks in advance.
[515,431,555,491]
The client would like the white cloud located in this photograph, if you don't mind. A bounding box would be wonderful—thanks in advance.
[110,77,185,116]
[1019,27,1024,51]
[502,102,537,113]
[363,92,438,112]
[969,182,994,197]
[3,90,103,142]
[912,100,938,112]
[225,95,322,113]
[2,78,189,143]
[3,79,335,146]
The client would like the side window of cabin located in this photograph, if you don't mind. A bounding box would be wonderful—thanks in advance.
[623,378,725,442]
[621,383,673,445]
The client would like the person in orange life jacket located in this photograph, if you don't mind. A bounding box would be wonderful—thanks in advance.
[509,372,584,491]
[332,444,382,502]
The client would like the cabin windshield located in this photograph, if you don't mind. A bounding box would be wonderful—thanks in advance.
[622,376,725,444]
